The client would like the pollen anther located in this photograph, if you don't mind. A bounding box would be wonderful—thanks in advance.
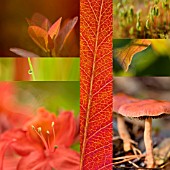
[31,125,35,129]
[38,127,42,132]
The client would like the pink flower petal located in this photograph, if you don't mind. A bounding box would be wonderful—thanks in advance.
[49,147,80,170]
[17,151,51,170]
[55,111,77,147]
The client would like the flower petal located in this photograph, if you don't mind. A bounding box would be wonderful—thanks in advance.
[17,151,51,170]
[49,147,80,170]
[0,139,16,170]
[55,111,77,147]
[0,129,38,156]
[2,155,20,170]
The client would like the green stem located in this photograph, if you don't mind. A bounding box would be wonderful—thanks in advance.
[28,57,36,81]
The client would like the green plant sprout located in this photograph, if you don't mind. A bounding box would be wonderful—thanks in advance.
[114,0,170,38]
[27,57,35,81]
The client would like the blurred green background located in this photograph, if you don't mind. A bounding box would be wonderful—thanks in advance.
[113,39,170,76]
[0,58,79,81]
[16,81,79,115]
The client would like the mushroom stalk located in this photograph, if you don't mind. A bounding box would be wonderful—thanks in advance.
[117,115,131,152]
[144,118,155,168]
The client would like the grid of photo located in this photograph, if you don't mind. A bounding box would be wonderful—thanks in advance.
[1,0,170,170]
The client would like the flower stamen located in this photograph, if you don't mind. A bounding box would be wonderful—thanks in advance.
[54,145,58,152]
[46,130,51,151]
[51,121,57,152]
[31,122,58,153]
[31,125,49,151]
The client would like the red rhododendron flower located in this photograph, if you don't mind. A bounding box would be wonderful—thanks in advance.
[0,108,80,170]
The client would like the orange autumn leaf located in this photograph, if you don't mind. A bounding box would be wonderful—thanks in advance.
[28,26,53,52]
[48,17,62,39]
[115,39,151,71]
[80,0,113,169]
[26,13,51,31]
[54,16,78,56]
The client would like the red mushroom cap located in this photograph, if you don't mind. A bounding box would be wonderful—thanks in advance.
[113,93,141,113]
[118,99,170,118]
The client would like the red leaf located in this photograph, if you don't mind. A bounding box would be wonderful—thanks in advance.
[28,26,53,52]
[48,17,62,39]
[54,17,78,56]
[27,13,51,31]
[10,48,39,57]
[80,0,113,169]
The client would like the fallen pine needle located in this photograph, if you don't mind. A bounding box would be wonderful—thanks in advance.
[128,160,139,168]
[113,154,145,165]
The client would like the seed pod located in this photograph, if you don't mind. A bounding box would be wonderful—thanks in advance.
[129,27,134,35]
[146,20,150,29]
[152,6,159,16]
[119,9,125,18]
[124,11,128,18]
[117,2,121,10]
[151,7,155,16]
[155,7,159,16]
[129,6,134,17]
[136,21,142,31]
[162,1,168,9]
[136,10,141,21]
[154,0,159,4]
[149,8,154,22]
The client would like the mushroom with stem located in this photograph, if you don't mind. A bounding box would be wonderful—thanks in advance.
[113,93,141,152]
[118,99,170,168]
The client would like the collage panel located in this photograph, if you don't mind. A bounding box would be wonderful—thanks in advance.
[0,58,79,81]
[113,39,170,76]
[80,0,113,169]
[0,0,79,57]
[0,81,80,169]
[114,0,170,39]
[113,77,170,169]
